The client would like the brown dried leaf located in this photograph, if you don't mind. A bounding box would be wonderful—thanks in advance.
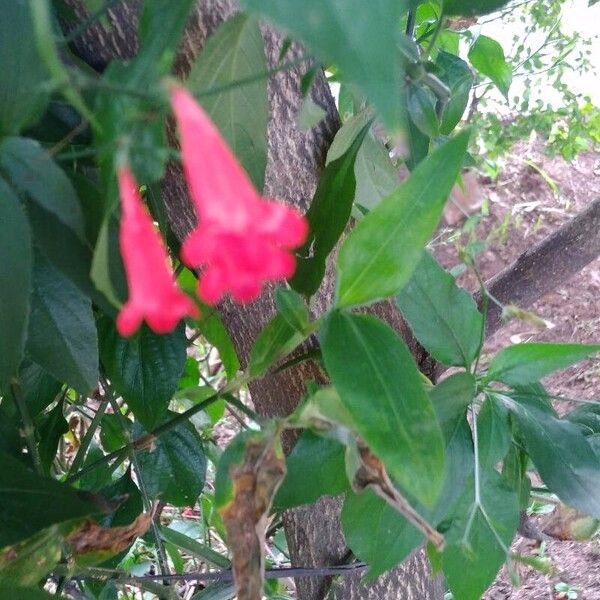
[542,504,600,541]
[219,436,286,600]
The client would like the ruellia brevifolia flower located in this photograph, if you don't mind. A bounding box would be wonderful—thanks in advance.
[117,166,199,336]
[170,85,308,304]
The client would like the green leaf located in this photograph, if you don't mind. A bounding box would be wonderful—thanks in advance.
[26,253,98,394]
[289,121,371,297]
[326,110,399,212]
[342,489,423,579]
[0,1,49,134]
[487,343,600,387]
[336,129,470,307]
[248,315,307,378]
[19,360,61,417]
[274,431,349,509]
[0,451,97,547]
[436,51,474,135]
[396,251,483,367]
[407,84,439,138]
[98,470,143,528]
[242,0,405,129]
[567,404,600,436]
[321,312,445,505]
[187,14,268,190]
[404,111,430,171]
[477,396,510,470]
[0,137,85,237]
[503,392,600,518]
[135,413,207,507]
[443,0,511,16]
[133,0,196,83]
[214,430,255,509]
[98,318,188,431]
[37,398,68,475]
[275,288,310,333]
[442,471,519,600]
[0,177,32,386]
[191,583,236,600]
[159,525,230,568]
[468,35,512,98]
[429,372,476,430]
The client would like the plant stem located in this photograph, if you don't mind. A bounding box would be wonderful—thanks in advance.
[10,380,43,475]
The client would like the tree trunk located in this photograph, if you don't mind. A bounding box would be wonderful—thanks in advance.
[63,2,443,598]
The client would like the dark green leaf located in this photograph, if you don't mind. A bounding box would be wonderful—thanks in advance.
[341,489,423,579]
[242,0,405,129]
[99,413,128,453]
[191,583,236,600]
[0,1,49,134]
[0,451,97,547]
[407,84,439,137]
[274,431,349,509]
[396,251,483,367]
[98,470,143,529]
[487,343,600,387]
[444,0,511,16]
[275,288,310,333]
[133,0,196,83]
[477,396,510,470]
[0,137,85,237]
[0,177,32,386]
[37,398,68,475]
[404,111,430,170]
[26,253,98,394]
[98,318,187,431]
[429,372,476,430]
[187,14,268,190]
[436,51,474,135]
[468,35,512,98]
[248,315,306,378]
[502,444,531,509]
[567,404,600,436]
[289,121,371,296]
[321,312,445,505]
[215,430,255,509]
[0,404,21,459]
[326,110,399,212]
[503,392,600,518]
[443,471,519,600]
[19,360,61,417]
[336,129,470,307]
[136,413,207,507]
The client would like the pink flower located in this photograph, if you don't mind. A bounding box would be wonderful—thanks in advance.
[117,166,199,336]
[170,86,308,304]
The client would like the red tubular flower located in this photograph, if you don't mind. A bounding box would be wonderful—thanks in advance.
[170,86,308,304]
[117,166,199,336]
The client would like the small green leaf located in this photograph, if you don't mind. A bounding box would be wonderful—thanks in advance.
[0,177,32,387]
[19,360,61,418]
[443,471,519,600]
[0,452,97,547]
[98,318,188,431]
[503,392,600,518]
[487,343,600,387]
[477,396,511,470]
[0,1,49,134]
[336,129,470,307]
[407,84,439,138]
[436,51,474,135]
[0,137,85,237]
[37,398,68,475]
[248,315,307,378]
[242,0,405,129]
[159,525,230,568]
[567,404,600,436]
[321,312,445,505]
[274,431,349,509]
[443,0,511,16]
[26,253,98,394]
[275,288,309,333]
[468,35,512,98]
[187,14,268,190]
[135,413,207,507]
[289,120,371,297]
[404,111,430,170]
[396,251,483,367]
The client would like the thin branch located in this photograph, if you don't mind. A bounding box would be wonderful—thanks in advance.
[10,381,43,475]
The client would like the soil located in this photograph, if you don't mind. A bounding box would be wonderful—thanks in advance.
[434,140,600,600]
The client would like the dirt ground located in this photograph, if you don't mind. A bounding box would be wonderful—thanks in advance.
[434,141,600,600]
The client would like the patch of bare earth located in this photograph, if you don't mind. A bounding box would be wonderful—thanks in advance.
[436,141,600,599]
